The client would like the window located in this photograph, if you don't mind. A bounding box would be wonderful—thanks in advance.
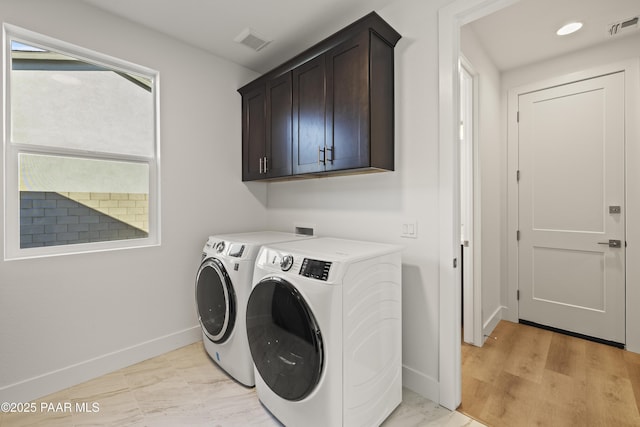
[4,24,160,259]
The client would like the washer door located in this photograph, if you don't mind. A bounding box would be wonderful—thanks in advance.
[195,258,236,343]
[246,277,323,401]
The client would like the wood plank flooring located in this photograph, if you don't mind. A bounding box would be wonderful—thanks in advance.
[460,320,640,427]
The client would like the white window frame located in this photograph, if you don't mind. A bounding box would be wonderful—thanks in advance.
[3,24,161,260]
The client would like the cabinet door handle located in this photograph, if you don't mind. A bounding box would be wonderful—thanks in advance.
[259,157,263,174]
[263,156,268,173]
[325,145,333,163]
[318,146,326,165]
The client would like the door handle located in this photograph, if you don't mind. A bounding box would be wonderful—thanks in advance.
[598,240,622,248]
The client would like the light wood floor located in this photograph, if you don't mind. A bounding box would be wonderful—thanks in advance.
[459,320,640,427]
[1,340,483,427]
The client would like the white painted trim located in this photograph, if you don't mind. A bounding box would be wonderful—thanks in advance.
[482,305,503,340]
[0,326,202,402]
[624,58,640,354]
[402,365,439,403]
[438,2,462,411]
[506,59,640,353]
[505,80,520,324]
[438,0,519,411]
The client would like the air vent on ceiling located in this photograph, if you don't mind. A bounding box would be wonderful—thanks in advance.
[607,16,639,37]
[234,28,271,52]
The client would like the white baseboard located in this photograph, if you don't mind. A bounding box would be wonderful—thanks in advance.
[0,325,202,403]
[402,364,439,404]
[482,306,503,343]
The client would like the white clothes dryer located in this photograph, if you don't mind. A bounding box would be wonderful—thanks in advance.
[195,231,314,387]
[246,237,402,426]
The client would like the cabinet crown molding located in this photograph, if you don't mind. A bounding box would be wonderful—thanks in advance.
[238,11,400,93]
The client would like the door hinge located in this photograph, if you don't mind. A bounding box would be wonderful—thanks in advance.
[517,170,520,182]
[517,289,520,300]
[453,258,458,268]
[516,230,520,241]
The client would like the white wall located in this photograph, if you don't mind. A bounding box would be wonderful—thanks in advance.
[266,0,452,400]
[501,33,640,90]
[460,25,504,338]
[0,0,266,401]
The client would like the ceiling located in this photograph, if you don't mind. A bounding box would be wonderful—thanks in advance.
[81,0,640,74]
[466,0,640,71]
[81,0,398,74]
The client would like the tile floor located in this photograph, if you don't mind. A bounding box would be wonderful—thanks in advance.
[0,341,483,426]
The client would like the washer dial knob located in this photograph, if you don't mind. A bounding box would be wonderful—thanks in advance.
[280,254,294,271]
[215,241,225,253]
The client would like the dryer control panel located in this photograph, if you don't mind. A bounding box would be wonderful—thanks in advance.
[300,258,332,281]
[228,243,245,258]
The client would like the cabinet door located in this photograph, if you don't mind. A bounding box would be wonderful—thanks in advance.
[325,34,369,171]
[241,86,266,181]
[265,73,292,179]
[292,55,327,175]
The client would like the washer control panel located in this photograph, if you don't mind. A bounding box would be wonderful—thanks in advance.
[280,254,294,271]
[300,258,332,281]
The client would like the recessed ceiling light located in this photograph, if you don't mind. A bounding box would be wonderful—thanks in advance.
[557,22,583,36]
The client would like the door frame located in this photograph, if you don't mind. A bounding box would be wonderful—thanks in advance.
[438,0,519,410]
[505,60,640,353]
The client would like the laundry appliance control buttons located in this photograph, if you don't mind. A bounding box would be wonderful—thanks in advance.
[280,254,294,271]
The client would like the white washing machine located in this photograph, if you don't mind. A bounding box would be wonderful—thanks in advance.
[246,237,402,426]
[195,231,314,387]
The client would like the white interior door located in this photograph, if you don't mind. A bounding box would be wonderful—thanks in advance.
[459,61,480,346]
[518,72,625,344]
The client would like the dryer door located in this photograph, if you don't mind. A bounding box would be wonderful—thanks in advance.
[246,277,324,401]
[195,258,236,343]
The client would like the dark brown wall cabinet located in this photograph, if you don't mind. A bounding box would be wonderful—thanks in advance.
[238,12,401,181]
[242,73,292,180]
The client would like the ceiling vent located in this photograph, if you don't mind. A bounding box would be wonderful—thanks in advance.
[234,28,271,52]
[607,16,639,37]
